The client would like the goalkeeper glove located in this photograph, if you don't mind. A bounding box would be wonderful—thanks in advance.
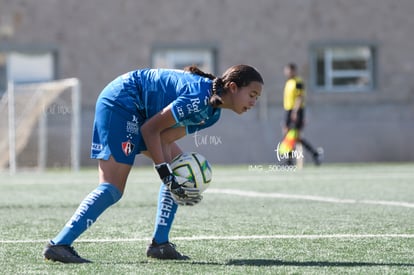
[155,163,199,200]
[174,194,203,206]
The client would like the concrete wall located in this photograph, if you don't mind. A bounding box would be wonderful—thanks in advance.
[1,0,413,166]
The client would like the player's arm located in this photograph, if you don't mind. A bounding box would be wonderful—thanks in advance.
[140,104,177,165]
[142,127,185,162]
[291,82,304,121]
[141,105,198,200]
[291,95,303,120]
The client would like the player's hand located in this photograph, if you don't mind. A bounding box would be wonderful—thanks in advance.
[172,176,202,206]
[155,163,199,200]
[163,174,199,200]
[290,111,297,122]
[174,193,203,206]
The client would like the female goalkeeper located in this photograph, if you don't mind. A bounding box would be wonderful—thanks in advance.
[42,64,264,263]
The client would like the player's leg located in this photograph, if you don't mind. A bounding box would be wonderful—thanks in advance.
[43,159,128,263]
[43,100,137,263]
[283,110,295,165]
[50,158,128,244]
[296,109,323,165]
[45,161,127,247]
[144,143,189,260]
[146,183,190,260]
[151,142,182,245]
[299,138,323,165]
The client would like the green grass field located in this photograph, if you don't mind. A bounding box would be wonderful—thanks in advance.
[1,163,413,274]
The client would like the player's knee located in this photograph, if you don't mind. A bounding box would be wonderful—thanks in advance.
[98,182,123,204]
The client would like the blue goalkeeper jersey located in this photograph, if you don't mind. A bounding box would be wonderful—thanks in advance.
[99,68,221,134]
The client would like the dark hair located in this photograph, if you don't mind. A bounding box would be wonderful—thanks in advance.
[184,64,264,108]
[285,63,297,72]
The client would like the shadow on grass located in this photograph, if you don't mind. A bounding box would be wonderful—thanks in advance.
[224,259,414,267]
[96,258,414,268]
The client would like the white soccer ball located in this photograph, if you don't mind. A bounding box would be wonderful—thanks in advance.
[170,152,212,193]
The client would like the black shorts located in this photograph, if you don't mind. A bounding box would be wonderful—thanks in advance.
[285,108,305,130]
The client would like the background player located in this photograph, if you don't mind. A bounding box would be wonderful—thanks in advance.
[282,63,322,165]
[42,64,264,263]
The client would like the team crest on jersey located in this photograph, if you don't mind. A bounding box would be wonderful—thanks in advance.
[122,140,135,156]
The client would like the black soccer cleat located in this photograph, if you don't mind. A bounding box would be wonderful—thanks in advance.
[146,239,190,260]
[43,242,92,263]
[313,147,324,166]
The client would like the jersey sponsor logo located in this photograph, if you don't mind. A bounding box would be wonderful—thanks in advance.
[66,189,104,228]
[186,98,201,114]
[122,140,135,156]
[158,187,174,226]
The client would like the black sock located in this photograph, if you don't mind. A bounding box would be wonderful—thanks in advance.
[299,138,317,156]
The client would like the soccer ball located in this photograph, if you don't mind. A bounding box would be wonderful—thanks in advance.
[170,152,212,193]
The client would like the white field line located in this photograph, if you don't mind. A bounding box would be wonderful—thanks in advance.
[2,189,413,244]
[2,234,414,244]
[206,189,414,208]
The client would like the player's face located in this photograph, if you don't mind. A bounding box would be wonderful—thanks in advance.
[231,81,263,114]
[284,66,294,78]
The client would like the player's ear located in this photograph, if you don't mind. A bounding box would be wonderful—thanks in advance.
[228,82,238,94]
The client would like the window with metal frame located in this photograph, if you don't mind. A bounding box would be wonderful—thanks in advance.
[0,47,57,93]
[311,44,376,92]
[151,45,217,75]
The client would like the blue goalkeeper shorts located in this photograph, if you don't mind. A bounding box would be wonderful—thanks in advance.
[90,97,147,165]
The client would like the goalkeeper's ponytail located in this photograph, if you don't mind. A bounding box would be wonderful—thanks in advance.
[184,65,224,108]
[210,78,224,108]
